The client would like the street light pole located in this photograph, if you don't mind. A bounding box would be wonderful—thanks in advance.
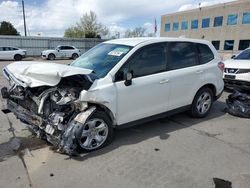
[22,0,27,36]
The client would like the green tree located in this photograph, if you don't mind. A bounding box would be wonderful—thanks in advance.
[64,11,109,39]
[64,27,85,38]
[0,21,20,36]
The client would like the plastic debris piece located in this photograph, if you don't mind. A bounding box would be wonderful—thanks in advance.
[226,90,250,118]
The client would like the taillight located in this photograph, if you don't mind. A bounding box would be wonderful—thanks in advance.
[218,62,225,72]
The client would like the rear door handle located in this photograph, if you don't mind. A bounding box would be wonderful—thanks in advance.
[159,79,169,84]
[196,70,204,74]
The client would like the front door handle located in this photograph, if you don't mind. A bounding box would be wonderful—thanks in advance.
[196,70,204,74]
[159,79,169,84]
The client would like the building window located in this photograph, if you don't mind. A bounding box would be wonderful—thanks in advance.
[224,40,234,50]
[212,41,220,50]
[242,12,250,24]
[173,22,179,31]
[239,40,250,50]
[191,20,198,29]
[202,18,210,28]
[227,14,238,25]
[214,16,223,27]
[165,23,171,32]
[181,21,188,30]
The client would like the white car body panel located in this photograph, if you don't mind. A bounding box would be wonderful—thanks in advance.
[224,59,250,69]
[115,71,170,125]
[41,46,80,59]
[223,49,250,87]
[0,47,26,60]
[5,61,92,87]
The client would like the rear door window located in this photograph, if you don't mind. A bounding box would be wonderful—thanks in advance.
[3,47,11,51]
[197,43,214,64]
[167,42,198,70]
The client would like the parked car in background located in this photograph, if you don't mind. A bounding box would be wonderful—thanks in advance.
[0,46,26,61]
[223,47,250,90]
[41,45,81,60]
[2,38,224,154]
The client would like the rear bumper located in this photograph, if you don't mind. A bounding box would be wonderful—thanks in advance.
[224,79,250,90]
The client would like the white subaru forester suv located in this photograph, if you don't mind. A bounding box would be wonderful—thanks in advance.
[1,38,224,155]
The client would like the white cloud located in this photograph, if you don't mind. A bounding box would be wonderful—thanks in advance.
[0,0,236,37]
[178,0,236,12]
[108,24,127,38]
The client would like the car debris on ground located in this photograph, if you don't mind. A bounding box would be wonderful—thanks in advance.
[226,90,250,118]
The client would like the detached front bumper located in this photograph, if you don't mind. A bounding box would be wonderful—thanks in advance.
[2,99,43,126]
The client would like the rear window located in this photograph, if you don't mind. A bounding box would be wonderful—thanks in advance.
[197,44,214,64]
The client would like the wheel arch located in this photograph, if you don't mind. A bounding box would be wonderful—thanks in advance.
[48,53,55,58]
[88,103,117,127]
[195,84,217,101]
[14,53,21,57]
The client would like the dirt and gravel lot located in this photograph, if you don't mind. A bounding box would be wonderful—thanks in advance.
[0,58,249,188]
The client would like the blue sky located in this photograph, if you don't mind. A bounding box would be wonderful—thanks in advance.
[0,0,235,37]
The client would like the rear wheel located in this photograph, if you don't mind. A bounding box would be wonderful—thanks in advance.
[190,87,213,118]
[77,111,114,152]
[14,54,22,61]
[71,53,79,60]
[48,53,55,60]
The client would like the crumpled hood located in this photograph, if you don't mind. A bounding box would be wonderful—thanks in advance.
[4,61,92,88]
[224,59,250,69]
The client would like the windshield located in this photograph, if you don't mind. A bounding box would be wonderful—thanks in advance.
[71,43,132,78]
[235,49,250,60]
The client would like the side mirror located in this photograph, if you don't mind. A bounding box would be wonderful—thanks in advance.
[231,55,236,59]
[57,49,60,52]
[124,72,132,86]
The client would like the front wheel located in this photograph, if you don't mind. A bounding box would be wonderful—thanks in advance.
[77,111,114,152]
[48,53,55,60]
[14,54,22,61]
[71,53,79,60]
[190,87,213,118]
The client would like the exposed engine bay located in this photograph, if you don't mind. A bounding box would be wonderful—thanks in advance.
[1,63,99,155]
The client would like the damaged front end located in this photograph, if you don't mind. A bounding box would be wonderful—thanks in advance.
[1,62,98,155]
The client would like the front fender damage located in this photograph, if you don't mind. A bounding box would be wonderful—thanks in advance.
[1,63,101,155]
[3,97,96,155]
[59,106,96,155]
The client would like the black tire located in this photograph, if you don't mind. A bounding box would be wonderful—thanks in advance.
[71,53,79,60]
[48,53,56,60]
[189,87,214,118]
[77,111,114,152]
[14,54,22,61]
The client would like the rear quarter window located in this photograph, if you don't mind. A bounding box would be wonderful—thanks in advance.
[197,43,214,64]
